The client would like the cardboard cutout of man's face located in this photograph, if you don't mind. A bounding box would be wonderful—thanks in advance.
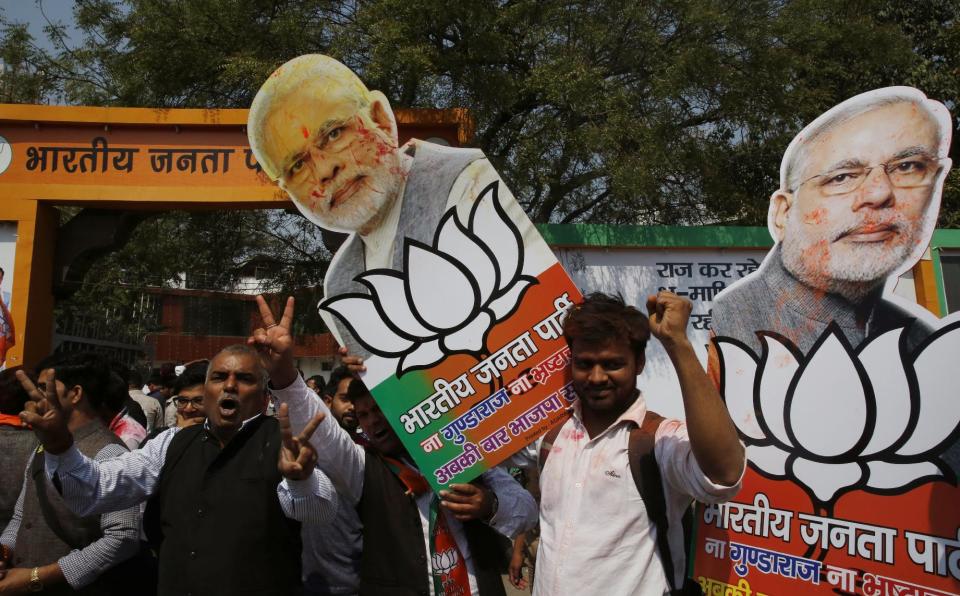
[249,56,403,234]
[770,101,947,299]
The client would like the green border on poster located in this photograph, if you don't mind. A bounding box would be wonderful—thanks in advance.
[930,229,960,316]
[539,224,960,315]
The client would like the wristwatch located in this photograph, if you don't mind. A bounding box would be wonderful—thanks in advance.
[29,566,43,592]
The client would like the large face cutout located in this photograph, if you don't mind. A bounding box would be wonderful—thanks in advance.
[776,102,944,295]
[702,88,960,596]
[257,78,402,234]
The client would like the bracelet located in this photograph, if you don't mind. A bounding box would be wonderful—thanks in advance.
[29,566,43,592]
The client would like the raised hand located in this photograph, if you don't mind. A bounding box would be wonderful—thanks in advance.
[439,482,497,522]
[337,346,366,376]
[645,291,693,351]
[248,295,297,388]
[16,370,73,455]
[277,402,324,481]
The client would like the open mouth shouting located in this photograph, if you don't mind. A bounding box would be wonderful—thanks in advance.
[217,396,240,419]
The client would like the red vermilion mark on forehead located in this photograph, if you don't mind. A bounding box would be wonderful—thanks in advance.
[301,126,310,139]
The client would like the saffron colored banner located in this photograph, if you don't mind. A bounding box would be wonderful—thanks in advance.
[694,87,960,594]
[322,180,581,491]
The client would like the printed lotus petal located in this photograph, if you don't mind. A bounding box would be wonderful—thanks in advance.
[858,329,911,456]
[717,340,764,440]
[757,336,799,447]
[897,324,960,456]
[470,183,522,291]
[488,278,535,321]
[791,457,863,503]
[442,311,492,353]
[746,444,790,477]
[788,332,867,458]
[436,214,498,306]
[399,339,445,372]
[406,243,478,330]
[358,272,433,338]
[321,296,414,356]
[866,461,942,490]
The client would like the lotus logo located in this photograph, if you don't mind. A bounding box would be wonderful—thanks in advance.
[431,547,459,577]
[320,181,537,376]
[717,322,960,507]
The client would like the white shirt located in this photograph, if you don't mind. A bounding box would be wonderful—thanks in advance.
[272,375,539,595]
[531,395,743,596]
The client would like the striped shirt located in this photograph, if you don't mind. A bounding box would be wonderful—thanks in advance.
[1,444,141,589]
[41,416,338,525]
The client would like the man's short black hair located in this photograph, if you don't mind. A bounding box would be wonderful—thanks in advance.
[102,359,132,415]
[0,367,30,415]
[344,378,371,404]
[306,374,326,390]
[34,351,114,411]
[128,370,144,389]
[563,292,651,360]
[173,362,208,395]
[322,366,353,399]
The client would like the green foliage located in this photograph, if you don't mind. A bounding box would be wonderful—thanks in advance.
[54,208,331,343]
[0,0,958,341]
[2,0,957,226]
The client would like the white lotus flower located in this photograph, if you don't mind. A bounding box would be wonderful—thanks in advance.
[321,181,537,376]
[432,548,459,576]
[718,322,960,505]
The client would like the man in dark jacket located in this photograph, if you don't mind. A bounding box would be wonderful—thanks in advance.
[16,340,339,596]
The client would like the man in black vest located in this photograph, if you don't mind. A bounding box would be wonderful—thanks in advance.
[0,352,140,595]
[16,340,339,596]
[250,296,538,596]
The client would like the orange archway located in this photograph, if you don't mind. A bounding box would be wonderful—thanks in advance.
[0,103,474,368]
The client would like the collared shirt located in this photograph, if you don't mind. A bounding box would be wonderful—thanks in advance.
[1,444,141,589]
[273,375,538,596]
[531,394,743,596]
[42,414,338,525]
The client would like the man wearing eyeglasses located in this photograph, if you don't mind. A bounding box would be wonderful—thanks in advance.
[712,87,952,355]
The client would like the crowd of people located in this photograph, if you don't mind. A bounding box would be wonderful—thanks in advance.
[0,292,745,595]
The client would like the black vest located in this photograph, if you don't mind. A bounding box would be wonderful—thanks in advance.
[146,416,302,596]
[356,450,507,596]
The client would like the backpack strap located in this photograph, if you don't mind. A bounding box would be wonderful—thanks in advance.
[627,411,679,589]
[537,424,564,474]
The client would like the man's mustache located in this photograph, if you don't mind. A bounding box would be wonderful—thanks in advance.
[829,215,908,242]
